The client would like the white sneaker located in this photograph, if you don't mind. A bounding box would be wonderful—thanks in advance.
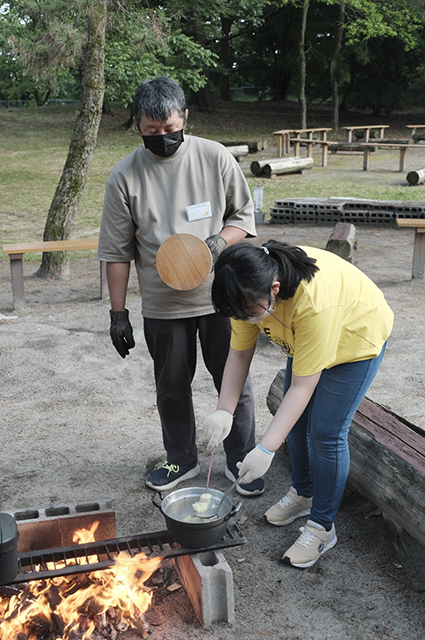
[264,486,312,526]
[282,520,337,568]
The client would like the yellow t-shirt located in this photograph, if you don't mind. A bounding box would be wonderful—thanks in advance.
[230,247,394,377]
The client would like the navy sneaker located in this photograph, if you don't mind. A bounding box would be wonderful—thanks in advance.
[146,461,200,491]
[225,463,265,496]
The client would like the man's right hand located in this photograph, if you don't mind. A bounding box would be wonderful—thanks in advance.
[109,309,135,358]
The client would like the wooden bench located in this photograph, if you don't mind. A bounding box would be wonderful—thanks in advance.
[273,129,293,156]
[396,218,425,279]
[361,143,423,172]
[406,124,425,138]
[273,127,331,157]
[2,239,107,309]
[289,138,337,167]
[342,125,389,142]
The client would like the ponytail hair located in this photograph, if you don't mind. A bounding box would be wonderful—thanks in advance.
[212,240,318,319]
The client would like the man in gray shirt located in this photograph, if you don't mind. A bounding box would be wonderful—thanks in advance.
[98,76,263,496]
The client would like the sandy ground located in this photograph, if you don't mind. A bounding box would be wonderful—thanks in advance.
[1,216,425,639]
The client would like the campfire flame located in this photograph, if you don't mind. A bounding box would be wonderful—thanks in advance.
[0,522,163,639]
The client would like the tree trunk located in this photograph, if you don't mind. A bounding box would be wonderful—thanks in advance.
[219,16,233,101]
[37,1,107,278]
[185,9,215,111]
[193,81,215,111]
[34,87,51,106]
[330,0,345,132]
[298,0,309,129]
[102,96,113,116]
[123,101,135,130]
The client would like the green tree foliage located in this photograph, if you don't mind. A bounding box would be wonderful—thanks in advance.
[4,0,85,82]
[0,0,220,276]
[158,0,271,105]
[104,9,217,110]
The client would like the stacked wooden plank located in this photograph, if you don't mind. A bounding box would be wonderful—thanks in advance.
[270,197,425,226]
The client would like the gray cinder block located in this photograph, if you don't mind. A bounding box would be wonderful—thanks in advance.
[174,550,235,627]
[7,501,116,552]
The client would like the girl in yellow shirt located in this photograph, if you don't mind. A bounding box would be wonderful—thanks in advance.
[203,240,393,568]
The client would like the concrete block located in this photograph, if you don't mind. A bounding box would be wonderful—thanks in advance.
[255,212,265,225]
[174,550,235,627]
[7,501,116,552]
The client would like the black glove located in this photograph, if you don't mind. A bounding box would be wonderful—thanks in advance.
[109,309,135,358]
[205,234,227,267]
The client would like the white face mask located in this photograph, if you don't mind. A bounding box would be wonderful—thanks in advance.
[245,305,274,324]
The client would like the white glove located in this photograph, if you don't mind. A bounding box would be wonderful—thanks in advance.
[203,409,234,450]
[237,444,275,483]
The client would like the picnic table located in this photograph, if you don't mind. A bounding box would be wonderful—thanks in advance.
[361,142,424,172]
[406,125,425,137]
[342,125,389,143]
[273,127,331,157]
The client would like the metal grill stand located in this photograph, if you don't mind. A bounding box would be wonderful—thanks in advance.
[13,522,246,583]
[4,502,247,627]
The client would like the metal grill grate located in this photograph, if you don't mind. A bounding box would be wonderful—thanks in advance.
[12,523,247,583]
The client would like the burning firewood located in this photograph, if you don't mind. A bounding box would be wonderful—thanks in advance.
[0,525,164,640]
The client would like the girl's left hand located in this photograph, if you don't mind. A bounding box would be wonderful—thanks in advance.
[237,445,275,483]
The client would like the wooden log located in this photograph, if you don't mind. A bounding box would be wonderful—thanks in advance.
[348,401,425,551]
[226,145,249,160]
[250,156,313,178]
[413,132,425,143]
[266,368,285,416]
[266,370,425,552]
[406,168,425,186]
[330,142,373,154]
[222,140,268,153]
[391,527,425,591]
[373,138,410,145]
[325,222,356,262]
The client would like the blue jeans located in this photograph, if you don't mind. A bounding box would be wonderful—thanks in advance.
[283,343,387,529]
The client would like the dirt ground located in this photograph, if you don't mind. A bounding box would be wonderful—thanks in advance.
[1,166,425,637]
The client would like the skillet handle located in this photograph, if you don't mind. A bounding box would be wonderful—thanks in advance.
[151,491,163,510]
[225,501,242,521]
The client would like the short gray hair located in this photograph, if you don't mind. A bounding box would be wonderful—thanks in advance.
[134,77,187,130]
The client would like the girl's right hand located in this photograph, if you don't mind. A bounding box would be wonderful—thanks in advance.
[202,409,234,450]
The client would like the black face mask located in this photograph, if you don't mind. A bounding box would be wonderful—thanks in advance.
[142,129,184,157]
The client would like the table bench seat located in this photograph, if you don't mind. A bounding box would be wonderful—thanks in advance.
[289,138,337,167]
[396,218,425,279]
[2,239,107,308]
[342,125,389,142]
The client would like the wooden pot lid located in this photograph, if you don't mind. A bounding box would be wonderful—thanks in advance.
[156,233,213,291]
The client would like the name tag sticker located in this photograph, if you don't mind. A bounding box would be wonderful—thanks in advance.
[187,201,212,222]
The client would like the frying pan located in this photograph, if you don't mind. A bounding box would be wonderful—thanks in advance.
[156,233,212,291]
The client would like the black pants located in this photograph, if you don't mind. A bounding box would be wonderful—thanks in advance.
[143,313,256,466]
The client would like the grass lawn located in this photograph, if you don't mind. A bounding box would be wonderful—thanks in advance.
[2,100,425,261]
